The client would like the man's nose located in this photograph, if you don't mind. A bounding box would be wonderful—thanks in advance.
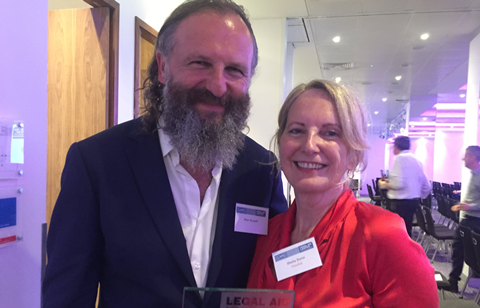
[205,67,227,98]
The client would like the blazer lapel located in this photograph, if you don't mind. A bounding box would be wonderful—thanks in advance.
[125,128,197,288]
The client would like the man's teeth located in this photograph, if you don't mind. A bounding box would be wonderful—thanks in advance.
[297,162,326,169]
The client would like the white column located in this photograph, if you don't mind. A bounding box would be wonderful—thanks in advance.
[461,32,480,192]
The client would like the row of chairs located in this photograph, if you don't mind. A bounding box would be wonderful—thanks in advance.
[415,205,455,262]
[458,226,480,301]
[436,195,460,228]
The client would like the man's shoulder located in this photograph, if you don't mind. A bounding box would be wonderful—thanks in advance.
[78,117,147,146]
[241,135,274,160]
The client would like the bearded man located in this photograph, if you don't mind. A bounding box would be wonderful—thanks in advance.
[42,1,287,307]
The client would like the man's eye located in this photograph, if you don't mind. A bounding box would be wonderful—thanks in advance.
[191,61,209,67]
[227,66,245,76]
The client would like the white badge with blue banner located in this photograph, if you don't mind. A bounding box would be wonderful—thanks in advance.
[272,237,322,281]
[234,203,269,235]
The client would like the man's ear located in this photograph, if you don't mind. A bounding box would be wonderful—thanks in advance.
[156,51,167,84]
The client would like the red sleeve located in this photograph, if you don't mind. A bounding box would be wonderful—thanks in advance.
[367,212,439,307]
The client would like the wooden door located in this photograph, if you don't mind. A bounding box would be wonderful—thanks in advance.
[134,17,157,118]
[47,8,110,226]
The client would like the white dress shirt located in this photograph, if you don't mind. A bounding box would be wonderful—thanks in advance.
[387,150,431,200]
[158,128,222,289]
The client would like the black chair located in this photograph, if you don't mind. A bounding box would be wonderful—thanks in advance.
[371,179,380,196]
[415,206,429,245]
[458,225,480,299]
[470,230,480,302]
[435,271,451,301]
[367,184,381,206]
[378,189,391,211]
[421,206,455,261]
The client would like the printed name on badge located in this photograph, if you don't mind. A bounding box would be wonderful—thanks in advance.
[234,203,269,235]
[272,238,322,281]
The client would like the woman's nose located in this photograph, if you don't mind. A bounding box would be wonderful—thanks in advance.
[302,132,320,154]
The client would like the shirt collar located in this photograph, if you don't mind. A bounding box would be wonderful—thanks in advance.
[472,166,480,175]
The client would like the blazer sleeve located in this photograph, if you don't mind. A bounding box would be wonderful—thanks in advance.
[42,143,102,308]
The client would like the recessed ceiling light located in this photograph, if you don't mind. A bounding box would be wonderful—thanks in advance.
[421,33,429,40]
[395,75,402,81]
[460,94,466,98]
[333,36,340,43]
[335,77,341,83]
[374,111,379,115]
[411,125,415,128]
[423,117,427,120]
[382,98,387,102]
[367,123,371,127]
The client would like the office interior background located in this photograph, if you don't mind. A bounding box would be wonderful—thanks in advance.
[1,0,480,307]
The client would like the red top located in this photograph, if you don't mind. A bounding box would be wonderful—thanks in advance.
[247,189,438,308]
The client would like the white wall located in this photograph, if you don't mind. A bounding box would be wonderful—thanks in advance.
[116,0,184,124]
[433,130,464,184]
[247,18,287,149]
[410,137,434,181]
[0,1,48,307]
[293,42,323,86]
[360,134,387,196]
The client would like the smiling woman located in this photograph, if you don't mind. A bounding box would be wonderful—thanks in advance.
[247,79,439,307]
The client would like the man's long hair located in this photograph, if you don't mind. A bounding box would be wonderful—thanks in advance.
[141,0,258,132]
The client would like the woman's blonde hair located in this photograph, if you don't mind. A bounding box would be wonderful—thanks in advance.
[274,79,370,172]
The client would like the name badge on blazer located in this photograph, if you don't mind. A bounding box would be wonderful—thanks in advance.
[272,238,322,281]
[234,203,269,235]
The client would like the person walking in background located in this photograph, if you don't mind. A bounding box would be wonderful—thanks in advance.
[42,1,287,307]
[378,136,431,237]
[448,145,480,293]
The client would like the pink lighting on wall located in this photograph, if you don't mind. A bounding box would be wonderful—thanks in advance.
[420,110,437,117]
[459,83,468,90]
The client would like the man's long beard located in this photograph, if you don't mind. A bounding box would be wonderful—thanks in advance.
[161,80,251,172]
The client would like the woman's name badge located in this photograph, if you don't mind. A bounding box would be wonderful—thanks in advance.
[234,203,269,235]
[272,238,322,281]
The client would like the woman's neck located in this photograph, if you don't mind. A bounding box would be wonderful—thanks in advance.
[290,184,346,245]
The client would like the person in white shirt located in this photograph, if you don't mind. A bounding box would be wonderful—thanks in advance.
[378,136,431,237]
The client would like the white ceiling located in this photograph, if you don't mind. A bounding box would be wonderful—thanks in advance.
[237,0,480,134]
[50,0,480,134]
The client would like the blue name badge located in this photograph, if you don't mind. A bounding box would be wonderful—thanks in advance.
[234,203,269,235]
[272,238,322,281]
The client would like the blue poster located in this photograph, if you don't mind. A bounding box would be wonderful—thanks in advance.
[0,198,16,229]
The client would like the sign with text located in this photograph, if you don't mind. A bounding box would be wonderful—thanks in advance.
[182,288,294,308]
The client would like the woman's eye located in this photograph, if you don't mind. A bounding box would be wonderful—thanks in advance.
[288,128,303,134]
[326,130,339,137]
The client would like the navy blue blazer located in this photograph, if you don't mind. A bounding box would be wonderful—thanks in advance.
[42,118,287,308]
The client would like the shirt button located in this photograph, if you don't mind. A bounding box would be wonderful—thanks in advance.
[193,262,201,270]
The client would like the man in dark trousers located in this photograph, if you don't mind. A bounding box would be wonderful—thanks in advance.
[42,1,288,307]
[378,136,431,237]
[448,145,480,293]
